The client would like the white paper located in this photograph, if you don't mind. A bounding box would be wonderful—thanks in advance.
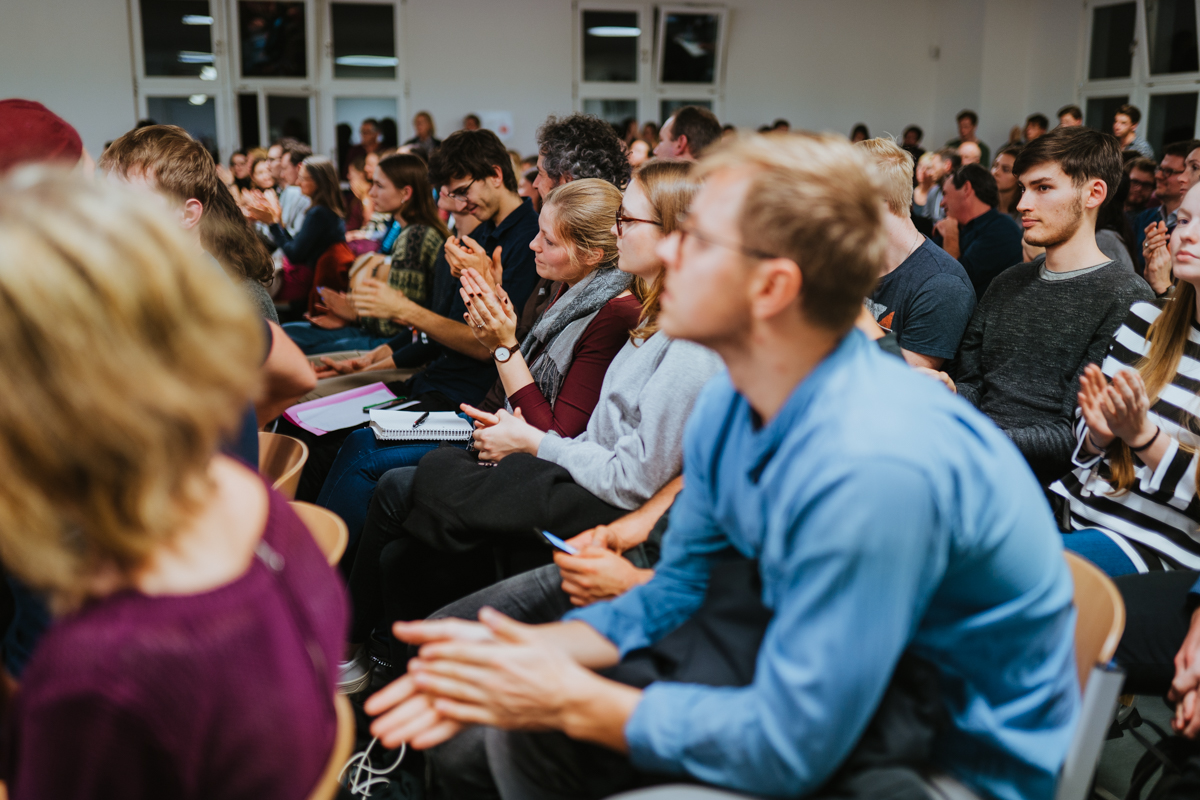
[369,410,472,432]
[297,387,396,432]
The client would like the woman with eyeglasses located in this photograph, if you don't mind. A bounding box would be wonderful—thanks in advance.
[336,161,722,692]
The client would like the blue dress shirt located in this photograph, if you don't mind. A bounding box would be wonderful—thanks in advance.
[568,330,1079,800]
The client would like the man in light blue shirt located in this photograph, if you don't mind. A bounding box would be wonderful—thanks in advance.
[362,133,1080,800]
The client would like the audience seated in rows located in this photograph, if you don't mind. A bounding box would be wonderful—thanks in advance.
[246,154,347,313]
[951,126,1154,484]
[338,163,721,694]
[0,170,346,799]
[277,128,542,501]
[283,154,450,355]
[858,137,975,370]
[359,132,1079,800]
[934,162,1024,299]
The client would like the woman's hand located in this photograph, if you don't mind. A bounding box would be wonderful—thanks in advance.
[1103,369,1154,447]
[460,268,517,352]
[354,277,418,324]
[446,236,504,288]
[471,408,544,462]
[315,352,378,378]
[1078,364,1116,452]
[317,287,359,321]
[243,189,282,225]
[304,312,348,330]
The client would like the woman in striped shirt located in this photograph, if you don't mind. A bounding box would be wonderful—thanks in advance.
[1052,183,1200,575]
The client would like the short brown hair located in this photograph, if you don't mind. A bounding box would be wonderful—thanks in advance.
[695,133,887,332]
[0,169,262,606]
[1126,157,1157,176]
[1013,125,1122,198]
[98,125,274,284]
[672,106,722,157]
[855,137,914,217]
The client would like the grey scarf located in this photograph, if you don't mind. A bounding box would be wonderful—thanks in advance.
[515,266,633,410]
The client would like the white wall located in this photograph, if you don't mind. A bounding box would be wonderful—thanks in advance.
[0,0,136,158]
[0,0,1084,159]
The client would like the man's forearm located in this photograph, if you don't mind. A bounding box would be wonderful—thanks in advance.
[616,476,683,551]
[403,305,492,361]
[943,234,961,260]
[560,673,642,753]
[534,620,621,669]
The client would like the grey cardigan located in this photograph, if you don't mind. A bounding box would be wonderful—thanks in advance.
[537,332,722,510]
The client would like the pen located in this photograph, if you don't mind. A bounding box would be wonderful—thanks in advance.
[411,411,430,429]
[362,397,408,412]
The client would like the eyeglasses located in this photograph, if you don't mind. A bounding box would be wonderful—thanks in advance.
[440,178,477,203]
[675,214,779,260]
[1130,178,1156,190]
[615,206,662,236]
[1157,165,1182,178]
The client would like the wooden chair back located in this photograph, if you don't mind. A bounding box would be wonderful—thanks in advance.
[289,501,348,566]
[258,432,308,500]
[304,694,356,800]
[1065,551,1126,691]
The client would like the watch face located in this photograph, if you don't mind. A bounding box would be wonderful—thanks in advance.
[494,346,512,363]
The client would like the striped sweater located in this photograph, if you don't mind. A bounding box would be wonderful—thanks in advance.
[1050,301,1200,570]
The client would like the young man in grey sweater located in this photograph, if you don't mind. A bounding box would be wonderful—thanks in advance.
[951,126,1153,484]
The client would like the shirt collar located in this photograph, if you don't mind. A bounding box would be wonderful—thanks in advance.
[741,329,864,483]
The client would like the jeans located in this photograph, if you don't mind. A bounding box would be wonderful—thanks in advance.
[1060,528,1138,577]
[424,565,573,800]
[316,428,442,555]
[281,321,395,356]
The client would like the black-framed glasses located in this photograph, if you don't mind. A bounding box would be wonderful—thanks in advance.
[615,206,662,236]
[675,214,779,260]
[441,178,477,203]
[1157,165,1182,178]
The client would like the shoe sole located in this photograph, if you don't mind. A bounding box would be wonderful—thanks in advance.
[337,668,373,695]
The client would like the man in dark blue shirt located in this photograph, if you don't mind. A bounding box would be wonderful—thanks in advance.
[934,163,1024,299]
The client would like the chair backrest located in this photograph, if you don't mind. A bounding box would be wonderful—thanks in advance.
[259,432,309,500]
[1065,551,1125,691]
[305,694,356,800]
[289,501,348,566]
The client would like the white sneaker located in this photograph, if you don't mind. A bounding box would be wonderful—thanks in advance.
[337,650,372,695]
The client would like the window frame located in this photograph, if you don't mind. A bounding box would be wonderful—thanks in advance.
[574,1,653,125]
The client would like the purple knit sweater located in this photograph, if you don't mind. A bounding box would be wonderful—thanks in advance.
[0,486,349,799]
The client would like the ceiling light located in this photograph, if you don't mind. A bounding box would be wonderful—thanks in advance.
[188,94,209,106]
[178,51,215,64]
[587,26,641,37]
[334,55,400,67]
[200,65,218,81]
[181,15,214,25]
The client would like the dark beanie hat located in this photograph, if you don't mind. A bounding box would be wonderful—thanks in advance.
[0,99,84,173]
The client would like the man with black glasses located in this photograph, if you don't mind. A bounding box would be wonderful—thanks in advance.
[1134,141,1198,270]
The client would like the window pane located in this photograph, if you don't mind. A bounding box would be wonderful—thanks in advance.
[1148,92,1199,159]
[267,95,310,144]
[238,93,261,149]
[1088,2,1136,80]
[332,3,397,79]
[660,12,719,84]
[147,96,218,156]
[582,99,638,127]
[240,1,307,78]
[1085,95,1129,134]
[140,0,213,77]
[582,11,638,83]
[660,99,712,123]
[1147,0,1199,74]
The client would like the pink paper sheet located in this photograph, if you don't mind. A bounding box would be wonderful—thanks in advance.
[282,382,396,435]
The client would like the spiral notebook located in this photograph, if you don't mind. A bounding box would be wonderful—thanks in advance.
[369,410,474,442]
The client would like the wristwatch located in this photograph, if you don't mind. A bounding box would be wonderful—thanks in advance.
[493,343,519,363]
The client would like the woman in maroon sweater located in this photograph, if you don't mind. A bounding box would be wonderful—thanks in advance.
[0,172,348,799]
[460,177,639,437]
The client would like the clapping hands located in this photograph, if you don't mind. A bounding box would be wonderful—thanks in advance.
[1078,364,1152,450]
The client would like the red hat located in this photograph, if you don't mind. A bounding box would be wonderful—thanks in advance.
[0,99,84,173]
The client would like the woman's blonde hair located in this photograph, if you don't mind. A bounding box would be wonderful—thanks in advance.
[1108,282,1200,494]
[542,178,622,273]
[626,160,700,342]
[0,169,263,607]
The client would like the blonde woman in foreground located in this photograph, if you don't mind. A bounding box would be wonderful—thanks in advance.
[0,170,347,799]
